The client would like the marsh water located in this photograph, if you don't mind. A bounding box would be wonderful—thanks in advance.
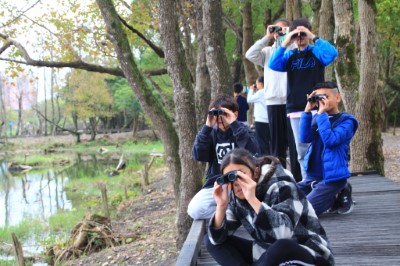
[0,152,148,264]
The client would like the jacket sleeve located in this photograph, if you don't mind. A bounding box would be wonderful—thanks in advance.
[208,207,242,245]
[312,39,338,66]
[230,121,259,155]
[316,113,355,148]
[192,125,214,162]
[299,112,313,143]
[247,90,264,104]
[268,46,289,72]
[245,36,271,67]
[251,181,304,242]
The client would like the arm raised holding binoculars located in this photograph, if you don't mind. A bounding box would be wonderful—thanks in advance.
[234,171,261,214]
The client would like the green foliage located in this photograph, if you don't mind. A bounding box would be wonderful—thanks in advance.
[0,216,44,243]
[63,70,114,121]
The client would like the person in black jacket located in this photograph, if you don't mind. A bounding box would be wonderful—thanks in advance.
[187,94,259,220]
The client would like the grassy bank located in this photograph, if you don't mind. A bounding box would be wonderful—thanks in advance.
[0,137,165,264]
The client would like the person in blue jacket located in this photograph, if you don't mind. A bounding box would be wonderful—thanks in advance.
[187,94,259,220]
[268,18,338,181]
[297,81,358,216]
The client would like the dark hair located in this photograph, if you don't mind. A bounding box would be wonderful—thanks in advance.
[289,18,312,32]
[233,83,243,93]
[265,18,290,28]
[209,94,239,112]
[313,81,338,90]
[257,76,264,84]
[274,18,290,27]
[220,148,280,182]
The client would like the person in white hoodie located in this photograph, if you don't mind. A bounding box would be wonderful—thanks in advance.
[246,19,301,179]
[247,76,270,155]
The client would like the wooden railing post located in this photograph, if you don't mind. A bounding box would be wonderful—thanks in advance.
[12,233,25,266]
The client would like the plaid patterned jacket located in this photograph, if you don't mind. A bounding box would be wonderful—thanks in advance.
[208,164,334,265]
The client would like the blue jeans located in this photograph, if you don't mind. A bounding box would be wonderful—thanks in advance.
[297,177,347,216]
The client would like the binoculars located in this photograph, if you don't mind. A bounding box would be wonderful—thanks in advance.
[291,32,307,39]
[216,170,239,185]
[269,26,282,33]
[308,94,327,103]
[208,109,224,116]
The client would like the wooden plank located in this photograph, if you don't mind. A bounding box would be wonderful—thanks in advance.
[176,219,206,266]
[189,174,400,266]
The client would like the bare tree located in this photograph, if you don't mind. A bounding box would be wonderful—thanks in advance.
[333,0,384,174]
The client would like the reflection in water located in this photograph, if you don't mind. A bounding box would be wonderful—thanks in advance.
[0,166,71,227]
[0,153,146,227]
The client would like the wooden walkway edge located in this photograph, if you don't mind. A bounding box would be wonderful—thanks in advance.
[176,174,400,266]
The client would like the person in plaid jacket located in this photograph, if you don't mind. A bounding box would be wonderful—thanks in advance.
[205,148,334,265]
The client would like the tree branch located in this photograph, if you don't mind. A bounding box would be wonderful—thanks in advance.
[223,15,242,39]
[386,79,400,93]
[0,0,41,29]
[118,15,165,58]
[0,33,124,77]
[271,0,285,23]
[144,68,167,77]
[33,107,80,136]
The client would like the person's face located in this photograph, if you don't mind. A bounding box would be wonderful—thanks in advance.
[216,114,229,131]
[256,80,264,90]
[273,21,288,40]
[291,27,309,49]
[315,88,340,114]
[222,163,253,200]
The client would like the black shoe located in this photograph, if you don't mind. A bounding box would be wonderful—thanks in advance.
[325,197,340,214]
[337,182,354,214]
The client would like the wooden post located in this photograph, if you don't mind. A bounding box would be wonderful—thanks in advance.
[12,233,25,266]
[99,183,110,218]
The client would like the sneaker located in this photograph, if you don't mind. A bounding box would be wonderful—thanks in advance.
[325,197,340,214]
[337,182,355,214]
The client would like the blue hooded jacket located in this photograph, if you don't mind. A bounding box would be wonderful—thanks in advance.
[300,112,358,183]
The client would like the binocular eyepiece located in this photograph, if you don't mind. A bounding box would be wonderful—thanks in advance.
[216,170,239,185]
[208,109,224,116]
[269,26,282,33]
[308,94,327,103]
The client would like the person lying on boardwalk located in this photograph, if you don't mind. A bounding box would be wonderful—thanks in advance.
[205,148,334,266]
[297,82,359,216]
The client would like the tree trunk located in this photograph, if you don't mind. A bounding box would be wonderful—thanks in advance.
[319,0,335,81]
[194,0,212,130]
[352,0,384,175]
[241,0,259,127]
[51,67,56,135]
[202,0,232,97]
[333,0,358,115]
[286,0,302,20]
[89,117,97,141]
[16,93,23,136]
[96,0,183,243]
[158,0,204,248]
[310,0,322,33]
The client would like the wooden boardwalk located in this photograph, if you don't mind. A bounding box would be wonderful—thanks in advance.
[176,174,400,265]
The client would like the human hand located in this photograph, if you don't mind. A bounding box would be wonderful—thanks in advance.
[213,181,230,210]
[220,107,236,125]
[206,108,218,127]
[317,96,330,114]
[234,171,257,202]
[292,26,315,40]
[305,91,319,112]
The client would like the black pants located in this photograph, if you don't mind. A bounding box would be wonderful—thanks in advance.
[205,234,316,266]
[287,117,302,182]
[267,105,288,167]
[255,121,271,156]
